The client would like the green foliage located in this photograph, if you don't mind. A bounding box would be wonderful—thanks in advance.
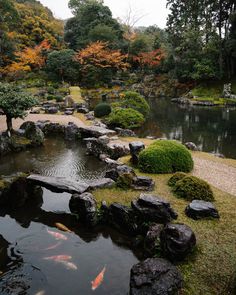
[0,82,37,131]
[121,91,150,118]
[172,175,214,202]
[168,172,187,187]
[94,102,111,118]
[55,95,64,102]
[106,107,145,129]
[138,140,194,174]
[47,86,55,94]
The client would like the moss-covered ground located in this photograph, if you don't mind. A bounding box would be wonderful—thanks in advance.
[93,155,236,295]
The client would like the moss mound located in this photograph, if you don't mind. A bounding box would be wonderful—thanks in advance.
[173,175,214,201]
[168,172,187,187]
[94,102,111,118]
[121,91,150,118]
[138,140,194,174]
[106,107,145,129]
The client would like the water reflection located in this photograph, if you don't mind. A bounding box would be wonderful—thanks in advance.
[137,98,236,158]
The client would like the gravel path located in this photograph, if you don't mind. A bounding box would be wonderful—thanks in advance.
[1,113,236,196]
[192,155,236,196]
[0,114,85,132]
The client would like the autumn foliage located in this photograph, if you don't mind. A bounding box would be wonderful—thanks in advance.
[2,40,50,75]
[74,41,129,70]
[133,49,165,68]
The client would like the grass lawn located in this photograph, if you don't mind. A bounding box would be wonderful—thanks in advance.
[93,155,236,295]
[69,86,84,104]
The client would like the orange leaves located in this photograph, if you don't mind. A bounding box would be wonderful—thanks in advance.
[133,49,165,68]
[2,40,51,74]
[74,41,129,70]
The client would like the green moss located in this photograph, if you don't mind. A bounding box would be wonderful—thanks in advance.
[94,102,111,118]
[172,175,214,202]
[168,172,187,187]
[138,140,194,174]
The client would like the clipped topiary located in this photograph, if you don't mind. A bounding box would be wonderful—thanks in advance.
[121,91,150,118]
[138,140,194,174]
[168,172,187,187]
[106,107,145,129]
[173,175,214,202]
[94,102,112,118]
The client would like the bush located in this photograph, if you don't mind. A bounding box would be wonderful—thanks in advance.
[47,94,54,101]
[106,107,145,129]
[172,175,214,201]
[138,140,194,174]
[121,91,150,118]
[55,95,64,102]
[168,172,187,187]
[94,102,112,118]
[47,86,55,94]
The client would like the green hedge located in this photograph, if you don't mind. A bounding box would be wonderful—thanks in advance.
[94,102,111,118]
[172,175,214,201]
[168,172,187,187]
[121,91,150,118]
[106,107,145,129]
[138,140,194,174]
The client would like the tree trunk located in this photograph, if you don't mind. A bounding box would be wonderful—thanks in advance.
[6,115,13,137]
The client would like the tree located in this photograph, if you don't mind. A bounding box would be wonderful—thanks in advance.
[0,83,37,135]
[46,49,81,82]
[133,49,165,72]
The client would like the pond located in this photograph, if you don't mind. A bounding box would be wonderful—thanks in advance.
[137,98,236,159]
[0,138,140,295]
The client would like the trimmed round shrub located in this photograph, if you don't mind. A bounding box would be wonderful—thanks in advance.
[106,107,145,129]
[55,95,64,102]
[172,175,214,201]
[138,140,194,174]
[121,91,150,118]
[94,102,111,118]
[168,172,187,187]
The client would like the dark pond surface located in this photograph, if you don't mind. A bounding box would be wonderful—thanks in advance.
[137,98,236,159]
[0,138,140,295]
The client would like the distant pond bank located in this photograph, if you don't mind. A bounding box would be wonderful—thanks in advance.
[136,98,236,159]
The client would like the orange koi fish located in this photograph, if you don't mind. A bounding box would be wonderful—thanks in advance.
[91,267,106,291]
[60,261,78,270]
[43,255,72,262]
[43,241,61,251]
[55,223,72,233]
[47,229,67,240]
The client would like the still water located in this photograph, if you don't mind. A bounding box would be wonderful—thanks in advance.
[138,98,236,159]
[0,138,140,295]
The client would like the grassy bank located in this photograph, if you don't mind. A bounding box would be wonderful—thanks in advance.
[93,154,236,295]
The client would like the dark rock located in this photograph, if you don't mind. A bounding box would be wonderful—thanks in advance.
[0,135,11,156]
[184,142,198,151]
[160,223,196,261]
[65,123,80,141]
[185,200,220,220]
[109,203,138,235]
[144,224,164,257]
[107,141,130,159]
[39,122,65,135]
[64,110,74,115]
[69,192,97,226]
[27,174,89,194]
[77,106,89,114]
[45,107,58,114]
[116,165,137,188]
[98,135,110,145]
[132,176,155,191]
[85,112,95,121]
[130,258,183,295]
[105,169,119,181]
[132,194,178,224]
[19,121,44,146]
[104,157,120,168]
[129,141,145,165]
[115,127,136,137]
[171,97,190,104]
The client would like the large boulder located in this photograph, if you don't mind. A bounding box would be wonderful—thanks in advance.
[144,224,164,257]
[129,141,145,165]
[131,194,178,224]
[19,121,44,146]
[37,122,65,135]
[69,192,97,226]
[184,142,198,151]
[130,258,183,295]
[160,223,196,261]
[0,134,11,156]
[65,122,80,141]
[185,200,220,220]
[45,106,58,114]
[109,203,138,235]
[132,176,155,191]
[115,127,136,137]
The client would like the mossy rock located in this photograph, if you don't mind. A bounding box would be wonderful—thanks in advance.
[138,140,194,174]
[172,175,214,202]
[168,172,187,187]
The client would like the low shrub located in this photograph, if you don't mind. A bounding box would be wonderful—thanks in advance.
[55,95,64,102]
[47,86,55,94]
[47,94,54,101]
[168,172,187,187]
[138,140,194,174]
[94,102,111,118]
[106,107,145,129]
[172,175,214,201]
[121,91,150,118]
